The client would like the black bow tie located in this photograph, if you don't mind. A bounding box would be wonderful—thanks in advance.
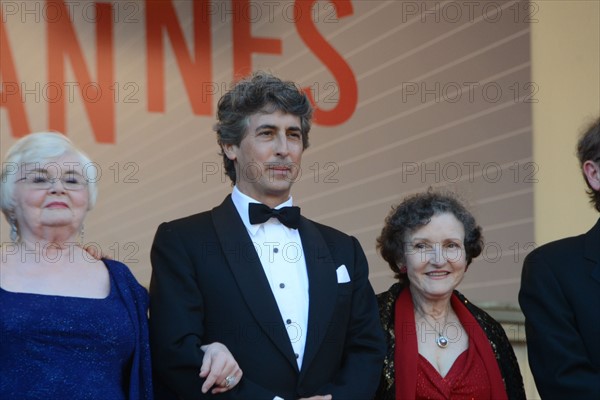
[248,203,301,229]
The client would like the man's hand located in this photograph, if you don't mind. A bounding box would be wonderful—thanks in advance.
[82,244,107,260]
[199,342,243,394]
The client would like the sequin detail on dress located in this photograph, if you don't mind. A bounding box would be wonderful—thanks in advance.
[0,273,135,399]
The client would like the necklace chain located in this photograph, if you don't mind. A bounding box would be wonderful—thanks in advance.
[415,307,450,349]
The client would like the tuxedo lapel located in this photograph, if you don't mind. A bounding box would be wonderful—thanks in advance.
[585,218,600,285]
[297,217,338,373]
[211,196,298,370]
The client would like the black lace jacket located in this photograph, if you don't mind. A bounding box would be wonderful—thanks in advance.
[374,283,526,400]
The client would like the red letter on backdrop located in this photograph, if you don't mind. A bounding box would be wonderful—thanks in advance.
[232,0,281,78]
[146,0,212,115]
[295,0,357,126]
[0,15,30,137]
[47,0,114,143]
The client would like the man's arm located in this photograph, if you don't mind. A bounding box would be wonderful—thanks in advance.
[519,249,600,399]
[149,222,277,400]
[316,237,386,399]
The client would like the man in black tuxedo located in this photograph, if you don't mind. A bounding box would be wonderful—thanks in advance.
[149,72,385,400]
[519,117,600,399]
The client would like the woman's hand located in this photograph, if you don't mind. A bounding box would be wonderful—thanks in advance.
[199,342,243,394]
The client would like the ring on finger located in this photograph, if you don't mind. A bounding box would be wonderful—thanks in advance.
[224,375,236,388]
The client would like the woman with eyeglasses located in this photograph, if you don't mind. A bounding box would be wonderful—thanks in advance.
[0,132,153,399]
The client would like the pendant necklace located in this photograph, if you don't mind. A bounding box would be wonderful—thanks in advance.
[416,308,449,349]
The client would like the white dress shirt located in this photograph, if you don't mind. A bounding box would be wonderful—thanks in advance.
[231,187,309,370]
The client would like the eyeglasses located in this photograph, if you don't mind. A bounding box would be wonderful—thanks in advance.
[16,173,88,191]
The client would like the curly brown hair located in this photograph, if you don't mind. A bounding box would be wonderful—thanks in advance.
[376,190,483,282]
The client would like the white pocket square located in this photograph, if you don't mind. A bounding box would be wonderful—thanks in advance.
[336,264,351,283]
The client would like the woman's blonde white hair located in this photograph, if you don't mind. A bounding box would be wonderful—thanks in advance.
[0,132,98,223]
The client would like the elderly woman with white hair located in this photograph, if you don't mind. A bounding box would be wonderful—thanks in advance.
[0,132,153,399]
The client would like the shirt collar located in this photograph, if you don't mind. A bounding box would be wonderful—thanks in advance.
[231,186,294,235]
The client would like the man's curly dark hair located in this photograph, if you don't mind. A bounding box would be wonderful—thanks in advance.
[577,117,600,212]
[214,71,313,184]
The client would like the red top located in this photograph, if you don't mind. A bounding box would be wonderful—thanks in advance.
[394,289,508,400]
[416,346,492,399]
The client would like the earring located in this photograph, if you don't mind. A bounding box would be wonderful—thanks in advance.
[10,224,18,242]
[8,215,18,242]
[399,265,407,274]
[79,224,85,244]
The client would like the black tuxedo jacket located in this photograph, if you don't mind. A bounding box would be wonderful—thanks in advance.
[149,196,385,400]
[519,218,600,399]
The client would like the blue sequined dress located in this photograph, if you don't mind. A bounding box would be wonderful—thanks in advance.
[0,260,151,400]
